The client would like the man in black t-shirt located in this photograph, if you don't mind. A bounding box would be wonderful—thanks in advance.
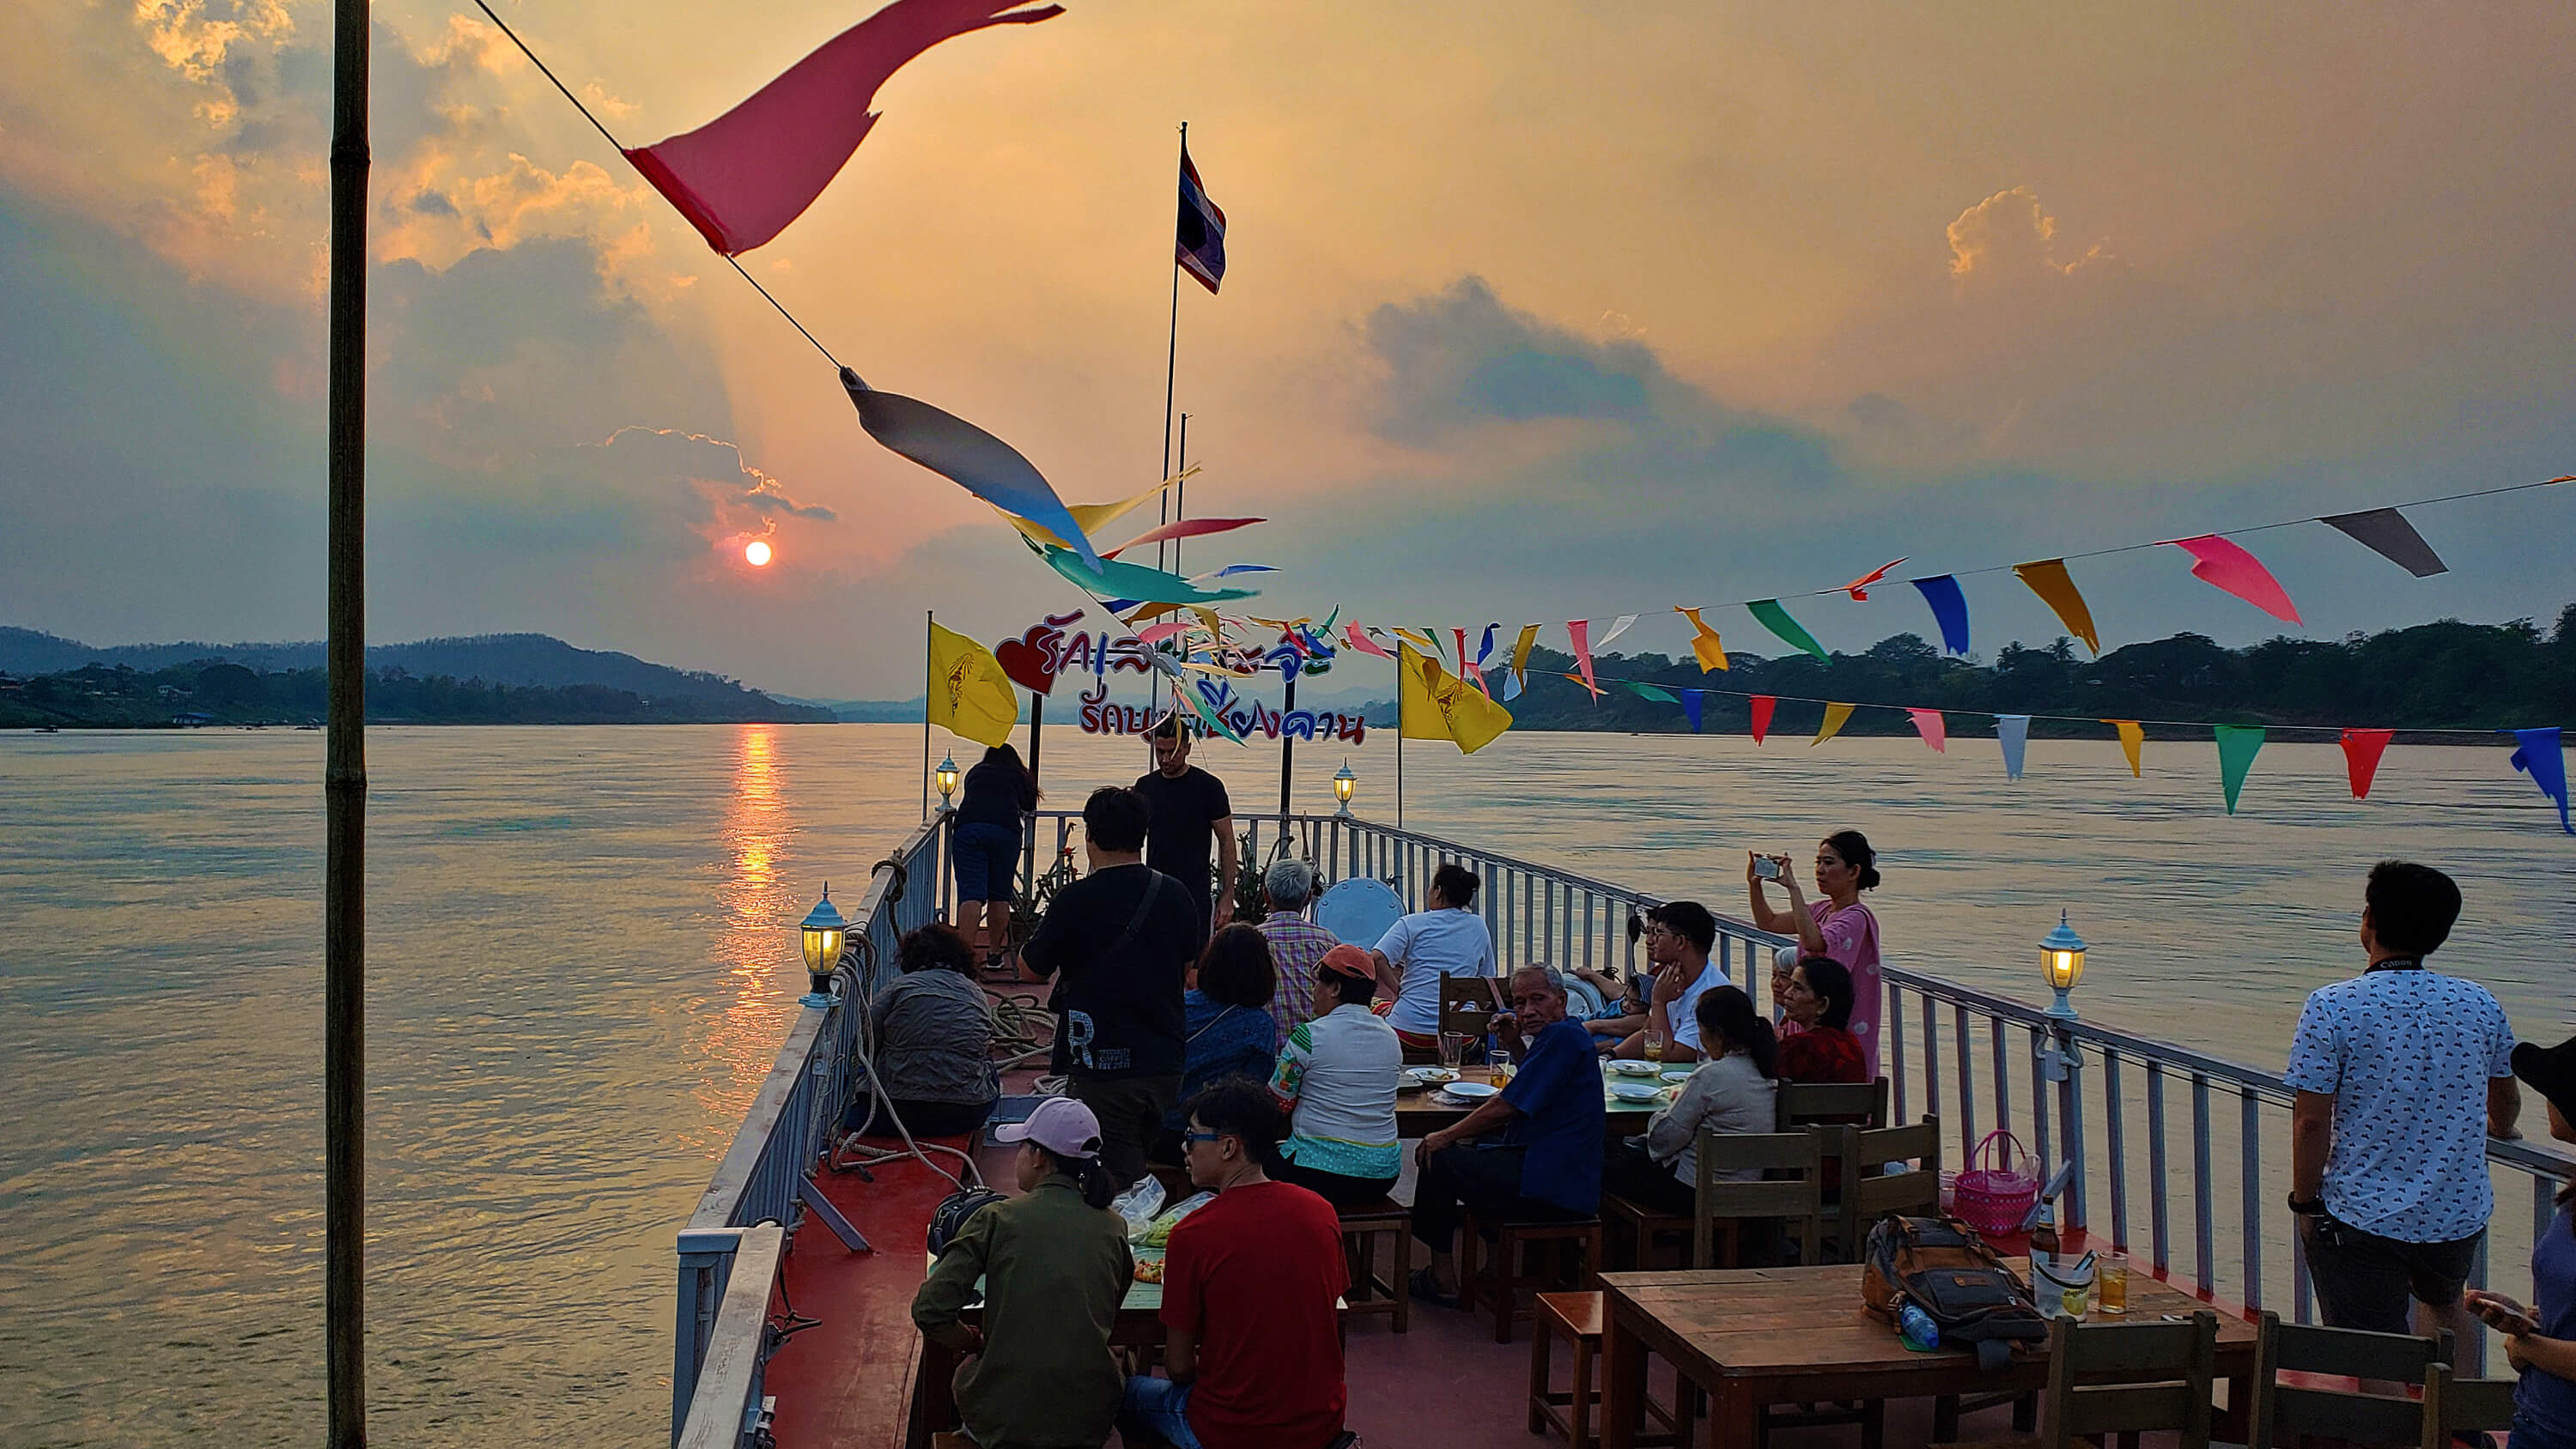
[1022,785,1200,1187]
[1134,715,1236,942]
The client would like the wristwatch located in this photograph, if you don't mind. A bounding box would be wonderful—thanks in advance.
[2287,1193,2326,1216]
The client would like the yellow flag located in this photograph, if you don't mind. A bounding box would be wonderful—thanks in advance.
[1508,623,1540,676]
[1392,627,1440,658]
[1812,701,1856,747]
[1400,645,1512,755]
[927,621,1019,748]
[1675,606,1729,672]
[2105,718,2145,777]
[2014,559,2103,655]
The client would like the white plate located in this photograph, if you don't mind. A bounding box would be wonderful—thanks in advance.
[1608,1059,1662,1076]
[1439,1082,1501,1101]
[1405,1067,1459,1084]
[1610,1082,1663,1102]
[1660,1069,1696,1086]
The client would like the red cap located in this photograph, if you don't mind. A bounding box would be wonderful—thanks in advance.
[1319,943,1376,983]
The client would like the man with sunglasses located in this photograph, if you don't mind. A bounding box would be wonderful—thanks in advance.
[1121,1078,1348,1449]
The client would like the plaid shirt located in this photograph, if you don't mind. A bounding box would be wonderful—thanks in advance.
[1259,912,1340,1048]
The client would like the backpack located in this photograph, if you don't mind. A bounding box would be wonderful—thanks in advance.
[1862,1215,2049,1371]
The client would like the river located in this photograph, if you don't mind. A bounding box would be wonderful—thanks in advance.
[0,724,2567,1443]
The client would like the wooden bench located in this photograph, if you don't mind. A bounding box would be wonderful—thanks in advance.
[1337,1197,1413,1334]
[1462,1211,1601,1344]
[1529,1291,1686,1449]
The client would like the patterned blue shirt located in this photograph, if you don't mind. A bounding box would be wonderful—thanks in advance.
[2282,965,2514,1243]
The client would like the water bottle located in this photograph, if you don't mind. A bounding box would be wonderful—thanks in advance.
[1898,1303,1941,1352]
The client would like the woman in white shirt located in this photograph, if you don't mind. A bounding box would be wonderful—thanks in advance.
[1605,984,1779,1220]
[1267,944,1406,1208]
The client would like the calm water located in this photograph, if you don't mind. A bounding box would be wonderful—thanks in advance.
[0,724,2567,1444]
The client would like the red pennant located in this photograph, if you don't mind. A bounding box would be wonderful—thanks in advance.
[1749,695,1777,745]
[2341,727,2394,799]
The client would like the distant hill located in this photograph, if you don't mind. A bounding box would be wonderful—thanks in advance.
[0,628,833,727]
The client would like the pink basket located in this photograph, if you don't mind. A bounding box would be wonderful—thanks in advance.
[1953,1129,2040,1237]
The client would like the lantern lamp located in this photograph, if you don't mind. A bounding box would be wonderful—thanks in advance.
[1333,759,1358,817]
[934,752,961,809]
[799,885,849,1006]
[2040,909,2087,1020]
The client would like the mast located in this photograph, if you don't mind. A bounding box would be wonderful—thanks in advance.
[1157,121,1185,572]
[324,0,370,1433]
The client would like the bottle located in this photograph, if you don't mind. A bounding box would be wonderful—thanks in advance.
[1897,1303,1941,1351]
[2029,1198,2060,1270]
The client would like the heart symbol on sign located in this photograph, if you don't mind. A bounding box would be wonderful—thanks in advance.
[996,628,1060,695]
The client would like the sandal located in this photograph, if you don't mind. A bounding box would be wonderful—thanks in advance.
[1407,1266,1463,1310]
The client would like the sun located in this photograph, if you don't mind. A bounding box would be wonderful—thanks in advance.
[744,540,773,567]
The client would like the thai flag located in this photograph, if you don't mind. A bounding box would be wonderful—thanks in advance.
[1176,142,1227,294]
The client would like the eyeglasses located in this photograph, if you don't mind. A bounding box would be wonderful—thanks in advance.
[1183,1129,1224,1148]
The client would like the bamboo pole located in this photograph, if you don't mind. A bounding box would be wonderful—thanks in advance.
[324,0,370,1434]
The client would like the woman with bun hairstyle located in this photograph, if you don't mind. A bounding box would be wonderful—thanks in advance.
[1749,829,1885,1077]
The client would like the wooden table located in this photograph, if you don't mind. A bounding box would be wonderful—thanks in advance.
[1595,1262,2258,1449]
[1393,1060,1672,1137]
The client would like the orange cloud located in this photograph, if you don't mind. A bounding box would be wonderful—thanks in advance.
[1947,185,2110,282]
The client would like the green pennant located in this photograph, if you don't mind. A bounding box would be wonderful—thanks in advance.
[2215,724,2264,814]
[1747,598,1829,663]
[1624,681,1680,703]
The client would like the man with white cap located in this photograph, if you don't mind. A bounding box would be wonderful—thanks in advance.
[913,1096,1133,1449]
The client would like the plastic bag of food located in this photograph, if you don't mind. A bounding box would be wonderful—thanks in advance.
[1141,1191,1215,1246]
[1110,1176,1166,1241]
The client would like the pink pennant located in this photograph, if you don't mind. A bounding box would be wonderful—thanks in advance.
[1132,620,1193,647]
[1749,695,1776,745]
[1568,621,1601,700]
[1453,628,1490,695]
[2165,536,2302,624]
[1342,622,1393,660]
[1906,707,1947,753]
[2341,727,2394,799]
[1102,516,1263,559]
[623,0,1064,256]
[1842,557,1908,602]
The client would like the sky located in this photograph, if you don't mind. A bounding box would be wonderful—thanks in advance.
[3,0,2573,697]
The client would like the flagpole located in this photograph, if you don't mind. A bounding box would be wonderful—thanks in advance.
[323,0,369,1432]
[1394,652,1406,837]
[921,609,933,822]
[1173,412,1189,577]
[1157,120,1186,573]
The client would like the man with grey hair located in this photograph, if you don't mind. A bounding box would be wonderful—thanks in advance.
[1256,858,1339,1048]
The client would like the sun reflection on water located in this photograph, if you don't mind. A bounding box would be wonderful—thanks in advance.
[699,724,798,1129]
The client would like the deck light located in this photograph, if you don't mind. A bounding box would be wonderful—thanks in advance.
[1333,759,1358,816]
[799,885,849,1006]
[2041,909,2087,1019]
[934,752,960,809]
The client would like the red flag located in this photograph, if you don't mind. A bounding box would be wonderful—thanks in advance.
[2342,728,2395,799]
[623,0,1063,255]
[1749,695,1776,745]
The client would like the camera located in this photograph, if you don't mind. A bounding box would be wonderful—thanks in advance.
[1753,856,1781,880]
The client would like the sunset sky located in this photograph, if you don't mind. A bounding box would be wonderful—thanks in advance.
[4,1,2573,695]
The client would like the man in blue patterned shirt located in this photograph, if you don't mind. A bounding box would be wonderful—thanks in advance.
[2286,860,2520,1341]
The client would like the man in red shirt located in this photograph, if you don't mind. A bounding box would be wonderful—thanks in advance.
[1120,1077,1348,1449]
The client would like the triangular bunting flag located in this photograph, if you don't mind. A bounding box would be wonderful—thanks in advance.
[1906,708,1947,753]
[2340,728,2394,799]
[2014,559,2103,654]
[846,370,1100,565]
[1597,614,1640,649]
[1040,546,1255,605]
[1625,682,1680,704]
[1675,607,1729,672]
[1996,714,2031,779]
[1341,622,1393,660]
[2214,724,2264,814]
[1681,689,1704,733]
[1749,695,1776,745]
[2166,536,2302,625]
[2508,727,2572,834]
[2105,718,2145,777]
[1747,599,1830,663]
[1812,701,1856,747]
[1910,575,1972,658]
[2320,507,2449,578]
[1841,558,1906,601]
[1103,515,1261,559]
[1567,621,1601,699]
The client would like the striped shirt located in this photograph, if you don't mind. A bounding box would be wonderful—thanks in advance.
[1258,912,1340,1047]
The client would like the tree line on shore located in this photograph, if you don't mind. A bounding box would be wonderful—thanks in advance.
[1360,605,2576,739]
[0,660,834,727]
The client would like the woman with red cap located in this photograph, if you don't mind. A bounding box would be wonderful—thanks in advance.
[1265,943,1405,1208]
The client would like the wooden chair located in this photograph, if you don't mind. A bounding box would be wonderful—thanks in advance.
[1952,1312,2221,1449]
[1335,1197,1413,1334]
[1692,1128,1828,1270]
[1601,1191,1694,1272]
[1528,1290,1685,1449]
[1437,972,1505,1052]
[2420,1361,2518,1449]
[1776,1076,1890,1131]
[1833,1116,1943,1261]
[1461,1210,1602,1345]
[2245,1311,2450,1447]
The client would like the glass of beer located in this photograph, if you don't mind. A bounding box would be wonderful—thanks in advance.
[1438,1033,1464,1070]
[1643,1030,1665,1064]
[2097,1252,2129,1315]
[1489,1047,1513,1088]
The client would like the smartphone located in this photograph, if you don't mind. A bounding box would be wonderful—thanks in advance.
[1753,856,1782,881]
[2467,1289,2540,1337]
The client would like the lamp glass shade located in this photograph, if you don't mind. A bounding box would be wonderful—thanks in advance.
[2039,911,2087,992]
[935,752,961,800]
[799,888,850,977]
[1333,761,1358,804]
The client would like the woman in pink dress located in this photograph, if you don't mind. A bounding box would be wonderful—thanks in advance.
[1748,830,1884,1079]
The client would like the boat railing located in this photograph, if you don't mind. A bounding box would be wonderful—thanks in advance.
[676,806,2573,1440]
